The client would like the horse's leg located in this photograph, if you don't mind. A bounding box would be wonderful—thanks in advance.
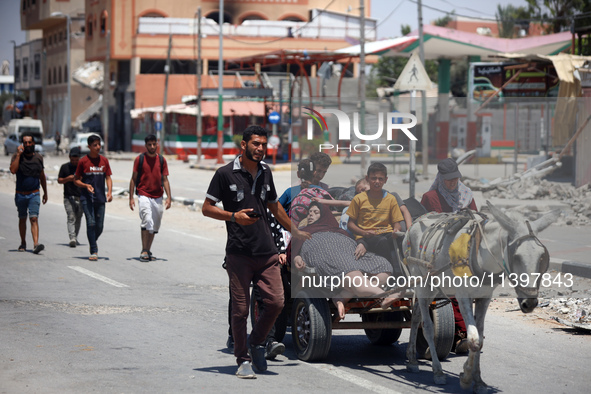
[456,296,477,390]
[417,298,446,385]
[405,297,422,373]
[471,297,491,394]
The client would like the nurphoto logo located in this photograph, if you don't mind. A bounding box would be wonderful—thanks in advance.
[303,107,418,153]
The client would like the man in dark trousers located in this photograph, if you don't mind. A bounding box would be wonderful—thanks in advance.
[74,134,113,261]
[10,133,48,254]
[202,125,309,379]
[58,147,83,247]
[129,134,172,262]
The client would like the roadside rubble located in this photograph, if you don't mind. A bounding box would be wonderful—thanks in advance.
[493,271,591,332]
[463,157,591,226]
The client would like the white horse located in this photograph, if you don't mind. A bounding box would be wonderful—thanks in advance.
[403,201,558,393]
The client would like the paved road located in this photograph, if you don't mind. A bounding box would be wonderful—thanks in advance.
[1,185,591,393]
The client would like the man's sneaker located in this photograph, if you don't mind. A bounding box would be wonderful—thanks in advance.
[248,343,267,372]
[226,336,234,351]
[265,341,285,360]
[236,361,256,379]
[69,240,76,248]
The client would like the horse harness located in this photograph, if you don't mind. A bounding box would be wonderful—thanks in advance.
[406,211,550,285]
[405,209,488,278]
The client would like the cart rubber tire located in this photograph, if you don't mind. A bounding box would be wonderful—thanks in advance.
[362,311,404,345]
[291,292,332,362]
[416,300,455,361]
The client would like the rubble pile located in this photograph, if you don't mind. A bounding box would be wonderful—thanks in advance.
[494,272,591,330]
[466,176,591,226]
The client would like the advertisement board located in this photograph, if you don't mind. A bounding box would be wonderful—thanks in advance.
[469,62,559,102]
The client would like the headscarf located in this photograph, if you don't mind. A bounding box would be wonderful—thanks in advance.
[290,202,350,257]
[429,173,473,213]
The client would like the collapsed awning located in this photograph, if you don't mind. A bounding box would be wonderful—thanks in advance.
[130,101,266,119]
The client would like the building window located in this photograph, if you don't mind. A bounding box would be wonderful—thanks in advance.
[23,58,28,82]
[58,66,62,84]
[34,54,40,80]
[87,15,93,38]
[48,69,51,85]
[49,35,52,46]
[53,68,56,85]
[64,64,67,83]
[15,60,20,82]
[100,10,108,36]
[59,31,63,42]
[43,37,46,47]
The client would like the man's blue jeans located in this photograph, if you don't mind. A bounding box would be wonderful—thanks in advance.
[81,199,105,255]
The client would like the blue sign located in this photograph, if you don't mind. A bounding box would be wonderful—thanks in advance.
[268,111,280,124]
[391,111,403,124]
[155,121,162,131]
[16,101,24,111]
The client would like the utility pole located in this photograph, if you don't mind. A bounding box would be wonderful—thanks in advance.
[161,34,172,155]
[102,30,110,153]
[359,0,367,176]
[418,0,429,179]
[217,0,225,164]
[10,40,16,120]
[196,7,203,163]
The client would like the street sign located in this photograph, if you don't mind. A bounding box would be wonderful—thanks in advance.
[394,52,432,91]
[268,111,280,124]
[268,135,280,148]
[155,121,162,131]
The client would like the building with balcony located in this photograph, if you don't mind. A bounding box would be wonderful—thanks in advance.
[20,0,100,138]
[84,0,374,152]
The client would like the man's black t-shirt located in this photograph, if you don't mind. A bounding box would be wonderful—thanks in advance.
[58,162,81,197]
[12,152,43,192]
[206,156,279,257]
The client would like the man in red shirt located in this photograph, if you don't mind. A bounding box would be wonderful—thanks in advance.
[74,134,113,261]
[129,134,172,262]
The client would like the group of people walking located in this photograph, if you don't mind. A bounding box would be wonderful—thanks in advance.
[202,125,478,379]
[10,133,172,262]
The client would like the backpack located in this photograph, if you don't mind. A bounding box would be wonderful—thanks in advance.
[135,153,164,196]
[290,187,333,227]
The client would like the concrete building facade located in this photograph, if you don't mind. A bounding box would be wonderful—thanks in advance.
[20,0,100,138]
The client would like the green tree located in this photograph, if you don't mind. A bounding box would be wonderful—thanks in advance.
[434,10,455,27]
[526,0,587,33]
[496,5,531,37]
[401,24,411,36]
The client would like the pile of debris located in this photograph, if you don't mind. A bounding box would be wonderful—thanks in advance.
[464,157,591,226]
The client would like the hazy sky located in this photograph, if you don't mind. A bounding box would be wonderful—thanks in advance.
[0,0,536,75]
[371,0,531,39]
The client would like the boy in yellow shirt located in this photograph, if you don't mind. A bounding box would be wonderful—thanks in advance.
[346,163,404,272]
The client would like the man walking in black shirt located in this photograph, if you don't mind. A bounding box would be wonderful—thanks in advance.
[203,125,308,379]
[58,147,83,247]
[10,133,48,254]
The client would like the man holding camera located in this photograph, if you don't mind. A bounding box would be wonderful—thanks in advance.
[202,125,309,379]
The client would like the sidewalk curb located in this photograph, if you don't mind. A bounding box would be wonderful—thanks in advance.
[550,258,591,279]
[190,162,292,171]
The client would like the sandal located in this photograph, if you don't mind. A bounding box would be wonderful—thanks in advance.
[140,250,150,262]
[89,253,98,261]
[33,244,44,254]
[18,244,26,252]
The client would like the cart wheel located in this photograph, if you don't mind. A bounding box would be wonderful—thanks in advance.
[291,292,332,361]
[362,311,404,345]
[416,300,455,360]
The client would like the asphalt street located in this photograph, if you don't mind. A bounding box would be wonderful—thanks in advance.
[1,153,591,393]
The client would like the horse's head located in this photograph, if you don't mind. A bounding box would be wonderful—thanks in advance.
[486,201,559,313]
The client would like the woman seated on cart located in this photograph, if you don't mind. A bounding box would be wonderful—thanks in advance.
[291,202,401,320]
